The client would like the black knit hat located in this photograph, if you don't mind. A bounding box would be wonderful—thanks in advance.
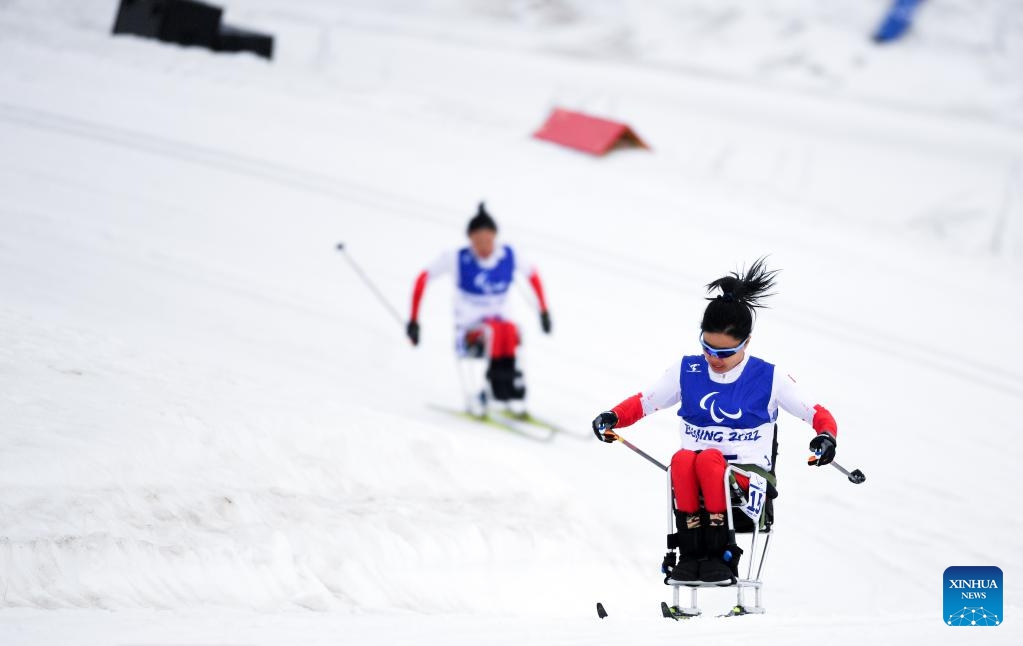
[467,202,497,235]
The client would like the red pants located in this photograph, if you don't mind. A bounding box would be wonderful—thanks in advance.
[671,449,749,514]
[466,319,519,359]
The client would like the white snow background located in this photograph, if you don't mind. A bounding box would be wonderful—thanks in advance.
[2,0,1023,644]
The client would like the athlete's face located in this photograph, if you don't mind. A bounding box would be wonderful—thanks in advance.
[469,229,496,259]
[701,331,748,373]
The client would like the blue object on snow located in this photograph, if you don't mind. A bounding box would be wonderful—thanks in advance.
[873,0,925,44]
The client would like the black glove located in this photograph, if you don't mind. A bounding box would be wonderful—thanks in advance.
[406,320,420,346]
[540,310,552,334]
[592,411,619,442]
[808,432,837,467]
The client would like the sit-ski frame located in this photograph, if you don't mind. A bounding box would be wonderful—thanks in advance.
[665,464,773,617]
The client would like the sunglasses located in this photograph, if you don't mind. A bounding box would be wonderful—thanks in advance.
[699,333,748,359]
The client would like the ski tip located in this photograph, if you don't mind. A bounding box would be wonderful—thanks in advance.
[661,601,699,621]
[660,601,679,621]
[596,602,607,619]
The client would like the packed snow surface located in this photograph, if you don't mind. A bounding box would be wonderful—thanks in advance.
[2,1,1022,644]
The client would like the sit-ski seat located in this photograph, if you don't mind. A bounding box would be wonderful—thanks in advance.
[661,425,779,619]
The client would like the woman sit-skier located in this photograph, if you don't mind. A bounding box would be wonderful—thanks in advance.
[591,258,840,585]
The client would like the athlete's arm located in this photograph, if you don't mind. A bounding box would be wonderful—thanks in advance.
[409,251,455,322]
[772,371,838,438]
[527,272,549,311]
[513,250,549,311]
[514,249,551,332]
[610,360,683,428]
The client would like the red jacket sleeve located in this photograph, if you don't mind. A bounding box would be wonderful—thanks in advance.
[528,271,548,312]
[611,393,644,428]
[812,404,838,438]
[410,271,428,321]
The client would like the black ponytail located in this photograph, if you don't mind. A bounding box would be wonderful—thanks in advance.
[701,257,779,340]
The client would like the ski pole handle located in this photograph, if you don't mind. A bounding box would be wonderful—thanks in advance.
[807,450,865,484]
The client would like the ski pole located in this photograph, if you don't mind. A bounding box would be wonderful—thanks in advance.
[612,432,668,472]
[335,242,404,327]
[619,433,865,484]
[809,446,866,484]
[830,460,866,485]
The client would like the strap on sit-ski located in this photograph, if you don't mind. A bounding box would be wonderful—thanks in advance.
[730,463,776,488]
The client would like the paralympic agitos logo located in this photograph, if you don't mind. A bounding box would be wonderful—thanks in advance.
[944,566,1002,626]
[699,391,743,423]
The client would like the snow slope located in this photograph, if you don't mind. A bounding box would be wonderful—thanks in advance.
[1,1,1022,644]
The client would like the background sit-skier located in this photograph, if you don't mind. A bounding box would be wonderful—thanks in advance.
[407,202,552,418]
[591,258,840,586]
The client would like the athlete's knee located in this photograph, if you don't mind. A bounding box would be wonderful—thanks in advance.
[671,449,698,470]
[695,448,726,467]
[484,319,520,359]
[694,449,728,485]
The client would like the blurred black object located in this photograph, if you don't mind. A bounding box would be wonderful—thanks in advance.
[112,0,165,38]
[217,24,274,60]
[159,0,222,49]
[113,0,274,60]
[113,0,220,49]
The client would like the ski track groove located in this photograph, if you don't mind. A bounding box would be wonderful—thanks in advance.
[5,102,1023,403]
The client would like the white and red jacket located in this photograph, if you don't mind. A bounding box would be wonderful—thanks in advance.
[611,353,837,471]
[410,242,548,338]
